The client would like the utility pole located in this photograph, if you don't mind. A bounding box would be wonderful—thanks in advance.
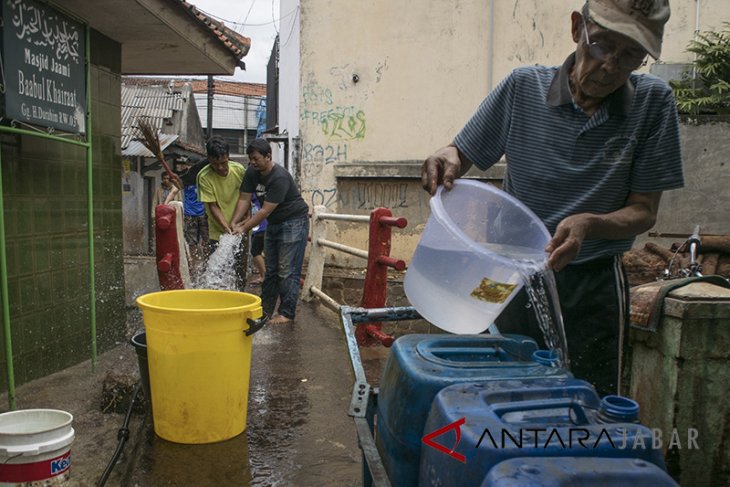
[207,75,214,139]
[244,96,249,150]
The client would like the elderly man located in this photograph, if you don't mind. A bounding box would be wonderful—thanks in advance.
[421,0,684,395]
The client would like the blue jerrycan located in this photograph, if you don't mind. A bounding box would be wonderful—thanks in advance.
[482,456,679,486]
[419,379,665,487]
[376,334,570,487]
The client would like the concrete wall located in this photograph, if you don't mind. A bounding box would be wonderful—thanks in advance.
[122,165,149,255]
[641,119,730,244]
[0,31,126,389]
[280,0,730,267]
[629,282,730,486]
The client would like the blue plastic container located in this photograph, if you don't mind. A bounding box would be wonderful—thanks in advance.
[532,349,560,367]
[376,334,571,487]
[482,457,679,486]
[419,379,665,487]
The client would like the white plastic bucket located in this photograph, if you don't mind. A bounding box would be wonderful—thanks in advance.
[405,180,550,334]
[0,409,75,486]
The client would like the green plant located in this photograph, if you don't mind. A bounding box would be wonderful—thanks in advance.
[670,22,730,115]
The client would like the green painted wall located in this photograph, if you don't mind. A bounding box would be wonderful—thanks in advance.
[0,30,124,390]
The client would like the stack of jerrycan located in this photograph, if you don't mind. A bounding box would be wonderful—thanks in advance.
[419,379,678,486]
[375,334,571,486]
[483,457,678,486]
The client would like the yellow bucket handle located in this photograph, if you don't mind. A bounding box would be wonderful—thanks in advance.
[245,316,267,336]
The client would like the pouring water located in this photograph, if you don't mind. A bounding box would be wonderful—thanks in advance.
[518,261,570,370]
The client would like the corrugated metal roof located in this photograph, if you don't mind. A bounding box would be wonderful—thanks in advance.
[123,134,179,157]
[123,77,266,97]
[121,84,188,156]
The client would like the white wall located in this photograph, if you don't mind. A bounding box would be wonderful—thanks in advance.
[279,0,302,178]
[278,0,730,265]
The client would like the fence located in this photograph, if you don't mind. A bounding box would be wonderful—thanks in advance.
[302,205,408,346]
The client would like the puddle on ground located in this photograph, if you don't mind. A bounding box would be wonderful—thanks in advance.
[126,320,314,486]
[125,303,370,486]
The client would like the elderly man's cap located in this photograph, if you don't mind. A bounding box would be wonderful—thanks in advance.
[588,0,670,59]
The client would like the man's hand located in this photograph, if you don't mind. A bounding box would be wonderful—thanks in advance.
[231,222,246,235]
[231,217,250,235]
[421,145,463,196]
[545,214,594,271]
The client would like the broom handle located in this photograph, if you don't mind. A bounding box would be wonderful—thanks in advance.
[157,153,180,189]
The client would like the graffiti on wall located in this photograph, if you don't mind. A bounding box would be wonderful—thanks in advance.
[301,142,348,165]
[301,188,338,209]
[339,182,410,211]
[301,79,366,142]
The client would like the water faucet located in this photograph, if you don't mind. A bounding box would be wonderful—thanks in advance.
[688,225,702,277]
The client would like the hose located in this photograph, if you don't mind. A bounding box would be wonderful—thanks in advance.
[97,382,143,487]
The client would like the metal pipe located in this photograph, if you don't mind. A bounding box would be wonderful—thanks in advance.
[364,325,394,347]
[354,416,392,486]
[377,216,407,228]
[207,76,214,139]
[316,213,370,223]
[0,148,16,410]
[487,0,495,92]
[85,25,97,370]
[0,126,88,147]
[317,239,369,260]
[693,0,701,79]
[340,307,368,384]
[376,255,406,271]
[309,286,341,312]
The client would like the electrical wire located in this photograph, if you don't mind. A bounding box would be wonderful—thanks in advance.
[242,0,258,28]
[280,6,300,49]
[272,0,279,35]
[194,4,295,28]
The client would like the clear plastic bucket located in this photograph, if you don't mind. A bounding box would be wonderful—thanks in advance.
[404,180,550,334]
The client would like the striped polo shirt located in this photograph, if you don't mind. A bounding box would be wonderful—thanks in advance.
[454,54,684,263]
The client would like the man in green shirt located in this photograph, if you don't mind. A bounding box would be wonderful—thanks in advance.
[197,136,248,290]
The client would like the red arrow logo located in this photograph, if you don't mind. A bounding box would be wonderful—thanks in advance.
[421,417,467,463]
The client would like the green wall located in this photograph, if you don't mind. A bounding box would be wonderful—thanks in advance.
[0,30,124,390]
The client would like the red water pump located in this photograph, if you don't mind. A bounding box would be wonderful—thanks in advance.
[155,204,185,290]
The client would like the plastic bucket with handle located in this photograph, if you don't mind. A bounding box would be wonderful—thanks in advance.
[405,179,551,334]
[0,409,74,486]
[136,289,264,444]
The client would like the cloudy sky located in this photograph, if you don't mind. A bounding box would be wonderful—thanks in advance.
[190,0,282,84]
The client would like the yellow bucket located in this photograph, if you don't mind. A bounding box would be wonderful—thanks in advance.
[136,290,264,444]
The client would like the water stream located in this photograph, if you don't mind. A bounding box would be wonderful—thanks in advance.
[519,262,570,370]
[194,233,242,290]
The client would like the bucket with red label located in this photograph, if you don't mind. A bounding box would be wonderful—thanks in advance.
[0,409,74,486]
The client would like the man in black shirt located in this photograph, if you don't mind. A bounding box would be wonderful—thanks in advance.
[233,139,309,324]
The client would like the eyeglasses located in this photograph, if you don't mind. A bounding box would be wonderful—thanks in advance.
[582,17,647,71]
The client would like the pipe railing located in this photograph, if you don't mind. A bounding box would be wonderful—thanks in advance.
[340,305,422,487]
[302,205,407,346]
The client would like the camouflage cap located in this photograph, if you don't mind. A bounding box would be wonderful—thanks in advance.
[588,0,671,58]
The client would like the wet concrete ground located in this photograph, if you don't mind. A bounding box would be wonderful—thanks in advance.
[0,297,391,486]
[126,300,379,486]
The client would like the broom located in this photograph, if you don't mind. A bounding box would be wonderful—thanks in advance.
[138,119,182,189]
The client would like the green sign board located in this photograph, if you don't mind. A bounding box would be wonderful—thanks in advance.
[1,0,86,133]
